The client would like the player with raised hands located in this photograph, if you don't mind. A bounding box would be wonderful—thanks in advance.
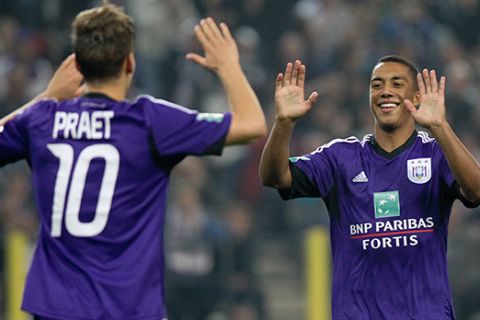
[260,56,480,319]
[0,3,265,320]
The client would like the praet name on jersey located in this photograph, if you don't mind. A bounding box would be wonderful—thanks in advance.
[52,111,114,140]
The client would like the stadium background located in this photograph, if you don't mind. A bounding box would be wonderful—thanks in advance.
[0,0,479,319]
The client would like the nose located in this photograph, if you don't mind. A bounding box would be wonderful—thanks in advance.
[380,89,393,98]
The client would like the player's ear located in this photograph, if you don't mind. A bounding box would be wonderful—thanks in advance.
[126,53,135,74]
[413,90,420,108]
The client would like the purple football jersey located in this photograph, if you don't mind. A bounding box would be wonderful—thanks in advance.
[0,93,231,320]
[281,131,476,320]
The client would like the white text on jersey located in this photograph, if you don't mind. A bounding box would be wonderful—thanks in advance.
[52,111,114,140]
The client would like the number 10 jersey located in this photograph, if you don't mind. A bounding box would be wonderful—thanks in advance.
[0,93,232,320]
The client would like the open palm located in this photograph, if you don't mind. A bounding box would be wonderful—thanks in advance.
[405,69,446,129]
[275,60,318,122]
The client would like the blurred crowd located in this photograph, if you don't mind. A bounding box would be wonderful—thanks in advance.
[1,0,479,319]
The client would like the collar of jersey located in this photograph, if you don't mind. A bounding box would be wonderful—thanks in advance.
[370,130,417,159]
[83,92,117,102]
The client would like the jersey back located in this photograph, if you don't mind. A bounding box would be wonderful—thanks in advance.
[0,94,231,320]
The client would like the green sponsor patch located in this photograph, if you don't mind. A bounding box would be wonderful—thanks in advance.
[196,113,224,123]
[288,156,310,162]
[374,191,400,218]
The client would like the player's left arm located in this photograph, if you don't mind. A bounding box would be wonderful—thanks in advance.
[186,18,267,145]
[0,54,85,126]
[405,69,480,205]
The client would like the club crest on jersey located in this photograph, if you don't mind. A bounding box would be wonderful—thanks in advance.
[407,158,431,184]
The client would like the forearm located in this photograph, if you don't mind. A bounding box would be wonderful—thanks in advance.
[259,118,295,189]
[217,63,266,144]
[430,122,480,203]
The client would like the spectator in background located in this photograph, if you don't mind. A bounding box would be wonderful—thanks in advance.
[223,201,265,319]
[165,184,226,320]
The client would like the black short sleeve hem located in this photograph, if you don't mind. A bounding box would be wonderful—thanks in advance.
[278,162,321,200]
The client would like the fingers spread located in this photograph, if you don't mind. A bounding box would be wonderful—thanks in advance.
[430,70,438,92]
[203,17,222,42]
[417,73,426,96]
[276,73,284,91]
[185,53,207,67]
[194,24,213,52]
[60,54,76,69]
[219,22,232,41]
[422,69,431,92]
[291,60,301,86]
[283,62,293,86]
[297,64,306,89]
[439,76,446,95]
[404,99,417,114]
[307,91,319,107]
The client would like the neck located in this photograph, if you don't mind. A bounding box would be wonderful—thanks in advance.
[374,124,415,152]
[85,77,129,101]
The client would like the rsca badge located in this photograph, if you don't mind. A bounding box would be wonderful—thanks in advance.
[407,158,431,184]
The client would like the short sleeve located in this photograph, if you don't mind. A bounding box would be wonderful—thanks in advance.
[141,96,232,157]
[279,146,337,200]
[437,143,479,208]
[0,109,30,166]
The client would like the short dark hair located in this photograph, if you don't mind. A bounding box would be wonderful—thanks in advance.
[71,4,134,82]
[376,55,419,87]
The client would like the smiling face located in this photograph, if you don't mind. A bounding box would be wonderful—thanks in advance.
[369,61,419,133]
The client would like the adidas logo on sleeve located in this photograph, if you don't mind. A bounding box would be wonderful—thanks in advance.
[352,171,368,183]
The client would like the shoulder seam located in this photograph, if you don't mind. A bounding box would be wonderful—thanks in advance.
[311,136,362,155]
[136,95,196,114]
[417,130,435,144]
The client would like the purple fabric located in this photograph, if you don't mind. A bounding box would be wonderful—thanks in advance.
[284,132,464,320]
[0,94,231,320]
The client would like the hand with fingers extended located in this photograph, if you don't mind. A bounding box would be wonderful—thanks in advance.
[275,60,318,123]
[404,69,447,130]
[186,17,239,73]
[43,54,85,101]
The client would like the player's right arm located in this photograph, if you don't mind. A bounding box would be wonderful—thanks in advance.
[259,60,318,189]
[186,18,266,145]
[0,54,85,126]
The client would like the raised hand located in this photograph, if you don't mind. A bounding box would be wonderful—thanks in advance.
[404,69,446,130]
[275,60,318,122]
[44,54,85,100]
[186,18,239,73]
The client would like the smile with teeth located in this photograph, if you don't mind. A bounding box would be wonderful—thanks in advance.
[379,103,399,109]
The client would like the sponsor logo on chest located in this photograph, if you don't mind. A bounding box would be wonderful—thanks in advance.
[348,190,435,250]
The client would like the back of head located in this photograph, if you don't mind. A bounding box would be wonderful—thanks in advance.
[72,3,134,83]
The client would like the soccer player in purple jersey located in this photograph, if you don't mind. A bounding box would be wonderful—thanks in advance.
[0,3,266,320]
[259,57,480,319]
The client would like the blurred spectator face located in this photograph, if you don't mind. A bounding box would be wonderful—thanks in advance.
[227,202,253,239]
[6,64,29,102]
[277,31,307,62]
[230,303,259,320]
[369,62,417,131]
[0,17,19,55]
